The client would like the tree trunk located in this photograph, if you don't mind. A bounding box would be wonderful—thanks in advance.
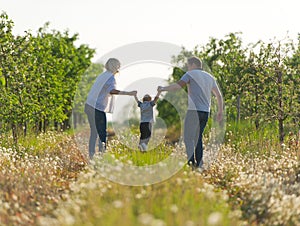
[255,93,260,129]
[54,121,59,131]
[277,70,284,143]
[11,123,18,144]
[73,112,77,129]
[62,109,72,130]
[43,118,48,133]
[38,120,43,133]
[237,94,241,123]
[279,119,284,143]
[23,122,27,137]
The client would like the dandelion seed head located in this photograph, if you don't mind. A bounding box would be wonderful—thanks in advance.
[113,200,124,209]
[185,220,195,226]
[135,193,143,199]
[170,204,178,213]
[138,213,154,225]
[207,212,222,225]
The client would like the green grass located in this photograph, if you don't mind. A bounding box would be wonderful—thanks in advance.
[106,140,174,166]
[52,166,242,226]
[225,120,284,155]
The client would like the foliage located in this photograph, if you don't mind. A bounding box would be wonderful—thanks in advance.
[0,12,95,143]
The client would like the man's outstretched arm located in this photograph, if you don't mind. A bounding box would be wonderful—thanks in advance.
[212,86,223,122]
[158,80,186,92]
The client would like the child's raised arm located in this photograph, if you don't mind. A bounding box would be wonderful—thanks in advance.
[153,90,162,104]
[134,93,139,103]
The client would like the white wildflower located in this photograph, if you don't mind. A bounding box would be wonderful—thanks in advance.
[112,200,124,209]
[138,213,154,225]
[207,212,223,225]
[170,204,178,213]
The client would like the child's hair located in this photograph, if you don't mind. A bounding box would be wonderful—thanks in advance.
[143,94,151,102]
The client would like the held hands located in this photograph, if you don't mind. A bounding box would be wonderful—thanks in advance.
[157,86,164,92]
[116,90,137,95]
[156,89,162,96]
[129,90,137,96]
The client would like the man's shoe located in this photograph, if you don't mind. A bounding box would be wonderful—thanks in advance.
[141,143,148,151]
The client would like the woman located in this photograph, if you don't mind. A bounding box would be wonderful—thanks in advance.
[85,58,137,159]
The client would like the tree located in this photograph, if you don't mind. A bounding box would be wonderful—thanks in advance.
[196,33,249,121]
[0,13,95,144]
[288,34,300,129]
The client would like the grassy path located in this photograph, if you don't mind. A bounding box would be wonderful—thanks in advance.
[37,164,243,226]
[35,130,243,226]
[1,131,299,225]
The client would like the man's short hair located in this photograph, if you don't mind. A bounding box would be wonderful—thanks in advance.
[187,56,202,69]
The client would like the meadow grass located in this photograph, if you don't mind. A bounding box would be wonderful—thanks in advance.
[0,131,86,226]
[106,139,174,166]
[224,120,299,156]
[43,166,243,226]
[35,128,244,226]
[0,121,299,226]
[205,121,300,225]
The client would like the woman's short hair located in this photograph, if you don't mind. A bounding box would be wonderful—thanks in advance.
[105,58,121,73]
[187,56,202,69]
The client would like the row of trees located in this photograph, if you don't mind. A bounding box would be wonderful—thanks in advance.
[157,33,300,142]
[1,12,298,143]
[0,13,95,143]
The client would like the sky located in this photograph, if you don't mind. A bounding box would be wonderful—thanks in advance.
[1,0,299,120]
[1,0,299,82]
[1,0,299,61]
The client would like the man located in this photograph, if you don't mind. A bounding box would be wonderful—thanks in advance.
[158,56,223,170]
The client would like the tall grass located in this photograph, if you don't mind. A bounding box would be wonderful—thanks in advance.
[207,121,300,225]
[1,120,299,225]
[42,166,243,226]
[36,128,244,226]
[0,131,86,226]
[224,120,291,155]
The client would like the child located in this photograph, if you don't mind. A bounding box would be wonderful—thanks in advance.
[134,91,161,151]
